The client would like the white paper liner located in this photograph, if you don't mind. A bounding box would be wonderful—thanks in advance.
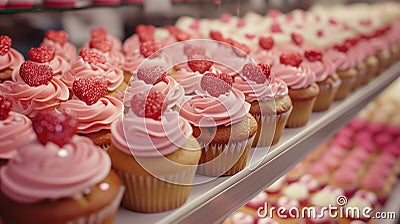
[116,167,197,212]
[197,136,255,176]
[66,186,125,224]
[252,107,292,147]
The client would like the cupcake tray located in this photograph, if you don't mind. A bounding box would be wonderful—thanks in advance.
[115,62,400,224]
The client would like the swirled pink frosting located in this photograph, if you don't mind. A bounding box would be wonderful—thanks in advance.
[0,112,35,159]
[325,49,354,71]
[179,88,250,127]
[0,49,24,72]
[250,48,280,65]
[58,96,123,134]
[41,38,77,62]
[126,77,184,108]
[272,63,316,89]
[0,136,110,203]
[233,73,288,102]
[63,57,123,91]
[124,53,145,73]
[173,69,202,95]
[123,34,140,55]
[302,57,336,82]
[90,48,125,69]
[112,111,192,156]
[0,78,69,117]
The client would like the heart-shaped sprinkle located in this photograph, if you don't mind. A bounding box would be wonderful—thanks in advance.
[280,52,303,67]
[19,61,53,87]
[209,30,224,42]
[72,77,108,105]
[136,24,156,43]
[45,30,68,45]
[32,110,78,147]
[89,38,113,53]
[188,54,213,73]
[304,50,323,62]
[291,32,303,45]
[200,72,232,97]
[79,48,106,65]
[259,36,274,50]
[165,26,190,41]
[140,40,161,58]
[131,90,166,120]
[0,35,12,56]
[242,63,268,84]
[91,27,107,39]
[137,64,166,85]
[28,46,56,63]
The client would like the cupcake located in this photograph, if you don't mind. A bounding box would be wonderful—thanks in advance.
[0,111,123,224]
[329,168,358,198]
[26,45,71,79]
[310,185,344,208]
[301,49,341,111]
[63,49,125,95]
[86,26,123,52]
[0,94,35,165]
[0,35,24,82]
[178,73,257,176]
[244,191,269,215]
[107,89,201,212]
[87,35,125,70]
[233,62,292,146]
[273,196,302,224]
[0,61,69,117]
[58,77,123,149]
[282,182,309,206]
[265,176,286,205]
[40,29,77,62]
[272,51,319,127]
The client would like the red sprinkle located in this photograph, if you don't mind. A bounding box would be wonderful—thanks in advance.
[131,90,166,120]
[19,61,53,87]
[291,32,303,45]
[200,72,232,97]
[89,38,113,53]
[137,64,166,85]
[280,52,303,67]
[28,46,56,63]
[140,40,161,58]
[210,30,224,42]
[136,25,156,43]
[304,49,323,62]
[165,26,190,41]
[45,30,68,45]
[79,48,106,64]
[187,54,213,73]
[259,36,274,50]
[72,77,108,105]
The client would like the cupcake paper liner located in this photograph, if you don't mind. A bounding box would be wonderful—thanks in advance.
[67,186,125,224]
[251,107,292,147]
[286,97,317,128]
[334,73,358,101]
[197,136,255,176]
[313,77,341,112]
[354,63,368,90]
[362,56,380,85]
[116,166,197,213]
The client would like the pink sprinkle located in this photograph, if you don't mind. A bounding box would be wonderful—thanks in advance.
[329,18,337,25]
[349,118,366,131]
[220,13,231,23]
[270,23,282,33]
[245,33,255,39]
[236,19,245,28]
[286,13,294,22]
[317,30,324,37]
[374,133,392,147]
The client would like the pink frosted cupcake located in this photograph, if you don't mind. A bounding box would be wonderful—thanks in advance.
[0,94,35,165]
[272,52,319,127]
[178,73,257,176]
[26,45,70,79]
[0,35,24,82]
[329,168,358,198]
[58,77,123,149]
[63,49,125,95]
[171,68,203,95]
[234,62,292,146]
[0,111,123,224]
[265,176,286,205]
[87,27,122,52]
[40,29,77,62]
[282,182,309,206]
[0,61,69,117]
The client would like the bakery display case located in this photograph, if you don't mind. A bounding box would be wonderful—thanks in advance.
[0,0,399,224]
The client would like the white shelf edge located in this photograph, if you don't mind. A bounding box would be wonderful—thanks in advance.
[115,62,400,224]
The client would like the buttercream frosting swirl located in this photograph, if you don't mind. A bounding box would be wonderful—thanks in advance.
[173,69,203,95]
[0,136,110,203]
[0,111,35,159]
[63,57,123,91]
[0,49,24,72]
[0,78,69,117]
[302,57,336,82]
[272,63,316,89]
[112,111,192,157]
[178,88,250,127]
[58,96,123,134]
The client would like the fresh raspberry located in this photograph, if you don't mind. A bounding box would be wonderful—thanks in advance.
[89,38,113,53]
[72,77,108,105]
[0,94,12,121]
[259,36,274,50]
[219,73,233,87]
[183,44,206,58]
[291,32,303,45]
[140,40,161,58]
[279,52,303,67]
[79,48,106,65]
[0,35,11,56]
[200,73,231,97]
[165,26,190,41]
[209,30,224,42]
[270,23,282,33]
[136,25,155,43]
[28,46,55,63]
[187,54,213,73]
[333,44,348,53]
[19,61,53,87]
[45,30,68,45]
[91,27,107,39]
[131,90,166,120]
[304,50,323,62]
[32,110,78,147]
[258,62,272,81]
[242,63,266,84]
[137,65,166,85]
